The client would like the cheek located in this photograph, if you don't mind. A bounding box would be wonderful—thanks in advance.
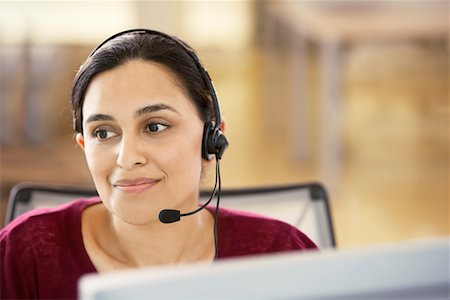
[161,129,204,195]
[168,132,203,175]
[84,143,113,186]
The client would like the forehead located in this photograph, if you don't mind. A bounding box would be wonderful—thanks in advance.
[82,60,198,117]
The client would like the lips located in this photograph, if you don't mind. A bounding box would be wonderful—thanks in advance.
[113,178,160,194]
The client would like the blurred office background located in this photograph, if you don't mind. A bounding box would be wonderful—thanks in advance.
[0,1,448,248]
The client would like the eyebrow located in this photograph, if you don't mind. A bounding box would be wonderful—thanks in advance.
[134,104,180,117]
[84,104,180,125]
[85,114,114,124]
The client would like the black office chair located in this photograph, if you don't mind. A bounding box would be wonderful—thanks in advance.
[6,181,336,248]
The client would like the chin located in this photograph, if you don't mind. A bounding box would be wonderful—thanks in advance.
[105,194,161,226]
[113,209,160,226]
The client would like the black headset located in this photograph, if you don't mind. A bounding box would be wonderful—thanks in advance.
[76,28,229,161]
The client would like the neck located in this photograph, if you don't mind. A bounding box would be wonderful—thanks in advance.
[105,207,215,268]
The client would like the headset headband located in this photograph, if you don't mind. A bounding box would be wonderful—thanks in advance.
[87,28,223,128]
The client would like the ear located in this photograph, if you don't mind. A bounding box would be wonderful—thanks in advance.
[220,116,227,134]
[75,133,85,151]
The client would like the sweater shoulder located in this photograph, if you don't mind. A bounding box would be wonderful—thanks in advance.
[214,207,318,257]
[0,197,100,247]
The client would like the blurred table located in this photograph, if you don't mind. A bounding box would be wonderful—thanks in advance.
[0,137,94,226]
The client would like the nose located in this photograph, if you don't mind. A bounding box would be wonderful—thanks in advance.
[116,134,147,169]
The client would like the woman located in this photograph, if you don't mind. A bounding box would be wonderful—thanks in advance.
[0,29,317,299]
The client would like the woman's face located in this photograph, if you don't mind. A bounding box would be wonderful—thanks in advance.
[76,59,207,225]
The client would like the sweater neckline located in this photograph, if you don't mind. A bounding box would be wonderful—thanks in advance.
[76,198,226,273]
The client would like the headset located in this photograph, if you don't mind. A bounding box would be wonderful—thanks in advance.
[78,29,228,258]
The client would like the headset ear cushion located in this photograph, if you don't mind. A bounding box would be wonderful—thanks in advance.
[202,122,229,160]
[214,132,229,160]
[202,122,215,160]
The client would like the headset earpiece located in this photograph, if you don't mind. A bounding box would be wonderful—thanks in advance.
[202,121,229,160]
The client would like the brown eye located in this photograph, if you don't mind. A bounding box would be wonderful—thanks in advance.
[146,123,168,133]
[96,130,108,139]
[92,128,116,140]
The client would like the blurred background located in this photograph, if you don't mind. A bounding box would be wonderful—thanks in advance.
[0,0,448,248]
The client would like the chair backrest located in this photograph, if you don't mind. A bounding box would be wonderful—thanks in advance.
[6,182,335,248]
[5,182,98,224]
[204,183,335,248]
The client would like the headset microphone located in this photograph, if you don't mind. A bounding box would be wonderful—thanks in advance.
[159,194,215,224]
[159,210,181,224]
[159,155,220,224]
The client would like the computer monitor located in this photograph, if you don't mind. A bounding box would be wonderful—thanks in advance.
[79,237,449,300]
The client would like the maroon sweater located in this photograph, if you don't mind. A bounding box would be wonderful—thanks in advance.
[0,198,317,299]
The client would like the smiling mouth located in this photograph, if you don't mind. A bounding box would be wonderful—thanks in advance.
[113,178,160,194]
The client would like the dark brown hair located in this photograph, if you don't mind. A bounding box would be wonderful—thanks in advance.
[71,31,213,133]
